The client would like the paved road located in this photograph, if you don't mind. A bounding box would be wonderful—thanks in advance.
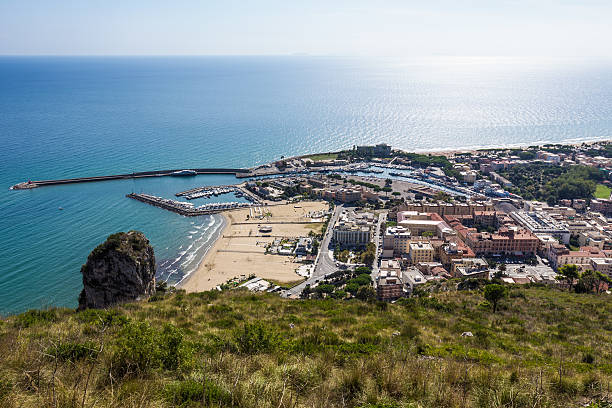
[371,212,387,288]
[282,204,344,298]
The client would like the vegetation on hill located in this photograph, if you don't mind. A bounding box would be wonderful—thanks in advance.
[500,163,605,204]
[539,143,612,159]
[0,284,610,407]
[583,143,612,158]
[393,152,462,180]
[595,184,612,199]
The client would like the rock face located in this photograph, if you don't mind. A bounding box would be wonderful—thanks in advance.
[78,231,156,310]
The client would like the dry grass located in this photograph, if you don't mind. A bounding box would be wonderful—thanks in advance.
[0,286,610,407]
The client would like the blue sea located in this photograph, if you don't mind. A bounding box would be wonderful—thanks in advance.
[1,56,612,314]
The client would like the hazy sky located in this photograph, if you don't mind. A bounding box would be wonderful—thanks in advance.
[1,0,611,56]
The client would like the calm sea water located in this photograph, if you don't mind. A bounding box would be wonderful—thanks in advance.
[1,56,612,314]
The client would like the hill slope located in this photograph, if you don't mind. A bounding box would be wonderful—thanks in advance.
[0,286,610,407]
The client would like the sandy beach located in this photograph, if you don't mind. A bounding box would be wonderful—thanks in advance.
[180,201,329,292]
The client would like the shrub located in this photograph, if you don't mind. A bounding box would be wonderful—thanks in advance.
[0,376,12,400]
[209,318,236,329]
[76,308,128,327]
[162,379,230,407]
[110,321,186,378]
[14,309,57,328]
[400,322,420,339]
[419,297,454,312]
[233,322,280,354]
[551,378,579,396]
[292,326,341,354]
[158,324,184,370]
[47,341,98,362]
[337,367,364,400]
[582,352,595,364]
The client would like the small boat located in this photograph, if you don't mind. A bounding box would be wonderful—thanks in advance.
[170,170,197,177]
[58,207,64,210]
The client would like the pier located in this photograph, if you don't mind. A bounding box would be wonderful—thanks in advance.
[175,184,262,203]
[10,168,252,190]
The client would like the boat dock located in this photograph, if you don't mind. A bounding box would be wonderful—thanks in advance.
[175,185,261,202]
[127,193,260,216]
[10,168,252,190]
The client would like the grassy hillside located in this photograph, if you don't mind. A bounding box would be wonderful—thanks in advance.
[0,285,610,407]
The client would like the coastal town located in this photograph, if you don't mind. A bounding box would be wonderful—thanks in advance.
[120,141,612,299]
[11,141,612,299]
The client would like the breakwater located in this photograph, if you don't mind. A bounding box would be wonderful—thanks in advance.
[10,168,251,190]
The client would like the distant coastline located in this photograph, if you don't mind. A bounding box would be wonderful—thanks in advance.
[9,139,611,191]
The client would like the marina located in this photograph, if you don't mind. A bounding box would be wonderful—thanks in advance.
[127,192,260,216]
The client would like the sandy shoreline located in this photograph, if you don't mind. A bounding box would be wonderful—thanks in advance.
[179,201,328,293]
[179,212,231,292]
[294,138,611,160]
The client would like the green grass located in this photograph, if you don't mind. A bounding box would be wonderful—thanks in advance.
[595,183,611,199]
[305,153,338,161]
[268,278,306,289]
[0,286,610,407]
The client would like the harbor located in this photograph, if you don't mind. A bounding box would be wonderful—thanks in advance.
[127,184,262,216]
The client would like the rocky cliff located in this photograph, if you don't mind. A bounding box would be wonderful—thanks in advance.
[78,231,156,310]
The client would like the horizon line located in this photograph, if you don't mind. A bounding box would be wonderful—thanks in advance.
[1,54,611,59]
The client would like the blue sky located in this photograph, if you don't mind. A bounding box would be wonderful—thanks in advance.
[1,0,611,56]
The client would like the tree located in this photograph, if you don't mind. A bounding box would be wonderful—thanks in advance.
[356,286,376,302]
[557,264,579,291]
[345,282,359,295]
[576,270,611,294]
[594,271,611,294]
[576,270,597,293]
[483,284,507,313]
[362,250,375,266]
[494,263,507,279]
[315,284,334,295]
[355,266,372,275]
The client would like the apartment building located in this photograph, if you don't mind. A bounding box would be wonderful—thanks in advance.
[408,241,434,265]
[591,258,612,277]
[397,211,455,238]
[382,226,412,257]
[590,198,612,216]
[398,200,494,217]
[333,225,370,247]
[376,271,404,301]
[464,227,539,257]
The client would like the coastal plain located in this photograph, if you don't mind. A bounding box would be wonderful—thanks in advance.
[180,200,329,291]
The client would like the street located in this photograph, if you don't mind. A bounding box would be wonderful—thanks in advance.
[282,203,344,297]
[371,211,387,288]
